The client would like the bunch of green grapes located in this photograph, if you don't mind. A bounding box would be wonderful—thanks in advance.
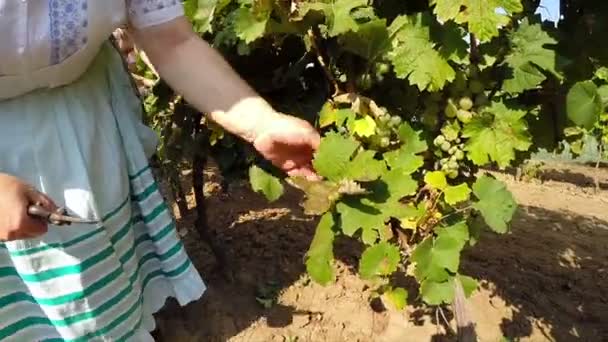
[432,67,490,178]
[369,113,402,149]
[433,133,465,179]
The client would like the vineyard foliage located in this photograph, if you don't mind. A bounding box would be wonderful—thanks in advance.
[136,0,608,308]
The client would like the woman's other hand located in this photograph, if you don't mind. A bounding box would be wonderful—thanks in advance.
[253,114,321,179]
[0,174,57,241]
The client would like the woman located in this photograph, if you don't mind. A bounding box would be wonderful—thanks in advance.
[0,1,319,341]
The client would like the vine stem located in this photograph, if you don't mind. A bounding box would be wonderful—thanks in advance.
[437,306,456,335]
[453,278,477,342]
[306,28,341,96]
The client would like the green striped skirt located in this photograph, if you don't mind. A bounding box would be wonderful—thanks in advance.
[0,44,205,341]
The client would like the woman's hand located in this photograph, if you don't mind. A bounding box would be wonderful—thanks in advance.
[0,174,57,241]
[253,114,321,179]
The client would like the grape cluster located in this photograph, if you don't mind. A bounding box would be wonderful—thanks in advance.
[431,67,490,178]
[370,113,402,149]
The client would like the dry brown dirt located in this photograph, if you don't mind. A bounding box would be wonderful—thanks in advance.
[154,162,608,342]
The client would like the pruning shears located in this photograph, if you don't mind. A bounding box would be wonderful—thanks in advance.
[27,204,99,226]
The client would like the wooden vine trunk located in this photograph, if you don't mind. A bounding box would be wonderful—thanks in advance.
[453,279,477,342]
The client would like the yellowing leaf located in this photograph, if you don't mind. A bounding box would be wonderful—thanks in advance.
[353,116,377,137]
[425,171,448,190]
[444,183,471,205]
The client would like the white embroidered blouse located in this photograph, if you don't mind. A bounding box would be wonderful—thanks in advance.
[0,0,184,100]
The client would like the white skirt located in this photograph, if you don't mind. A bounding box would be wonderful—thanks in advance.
[0,43,206,341]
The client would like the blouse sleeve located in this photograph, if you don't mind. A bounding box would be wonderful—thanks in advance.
[126,0,184,29]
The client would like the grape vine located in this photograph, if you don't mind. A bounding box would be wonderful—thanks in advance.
[131,0,607,315]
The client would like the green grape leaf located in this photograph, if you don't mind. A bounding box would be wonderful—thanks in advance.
[353,116,377,137]
[380,168,419,200]
[383,287,408,310]
[299,0,370,37]
[233,7,270,43]
[411,222,469,282]
[388,14,455,91]
[249,165,284,202]
[319,103,337,128]
[425,171,448,190]
[438,22,469,64]
[337,199,387,245]
[566,81,602,130]
[359,242,401,279]
[420,278,455,305]
[341,19,391,61]
[347,151,386,182]
[444,183,471,205]
[457,0,522,42]
[432,0,522,41]
[472,176,517,233]
[384,122,428,174]
[463,101,532,168]
[458,274,478,297]
[288,178,341,215]
[503,19,560,94]
[306,213,336,285]
[313,133,360,181]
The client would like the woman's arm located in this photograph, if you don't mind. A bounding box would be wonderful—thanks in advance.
[131,17,319,177]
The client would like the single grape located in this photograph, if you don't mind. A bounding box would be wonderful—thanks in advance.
[376,62,390,75]
[380,137,390,148]
[459,96,473,110]
[447,170,459,179]
[441,141,452,152]
[449,146,458,155]
[379,114,390,124]
[389,116,402,127]
[434,135,446,146]
[448,160,459,170]
[457,109,473,124]
[454,150,465,161]
[455,138,462,144]
[445,99,458,118]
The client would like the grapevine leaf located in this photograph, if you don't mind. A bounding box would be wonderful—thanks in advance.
[441,120,461,141]
[444,183,471,205]
[380,168,419,199]
[313,133,360,181]
[383,287,408,310]
[359,242,401,279]
[341,19,390,61]
[503,19,560,94]
[472,176,517,233]
[566,81,602,130]
[384,123,428,174]
[411,222,469,282]
[463,101,532,168]
[233,7,270,43]
[319,103,337,128]
[456,0,522,42]
[353,116,377,138]
[288,178,341,215]
[306,213,336,285]
[397,122,428,153]
[249,165,284,202]
[437,22,469,64]
[337,199,386,245]
[388,14,455,91]
[420,278,455,305]
[425,171,448,190]
[347,151,386,182]
[430,0,462,23]
[458,275,478,297]
[299,0,370,37]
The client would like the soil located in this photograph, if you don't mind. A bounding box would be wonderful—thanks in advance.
[154,162,608,342]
